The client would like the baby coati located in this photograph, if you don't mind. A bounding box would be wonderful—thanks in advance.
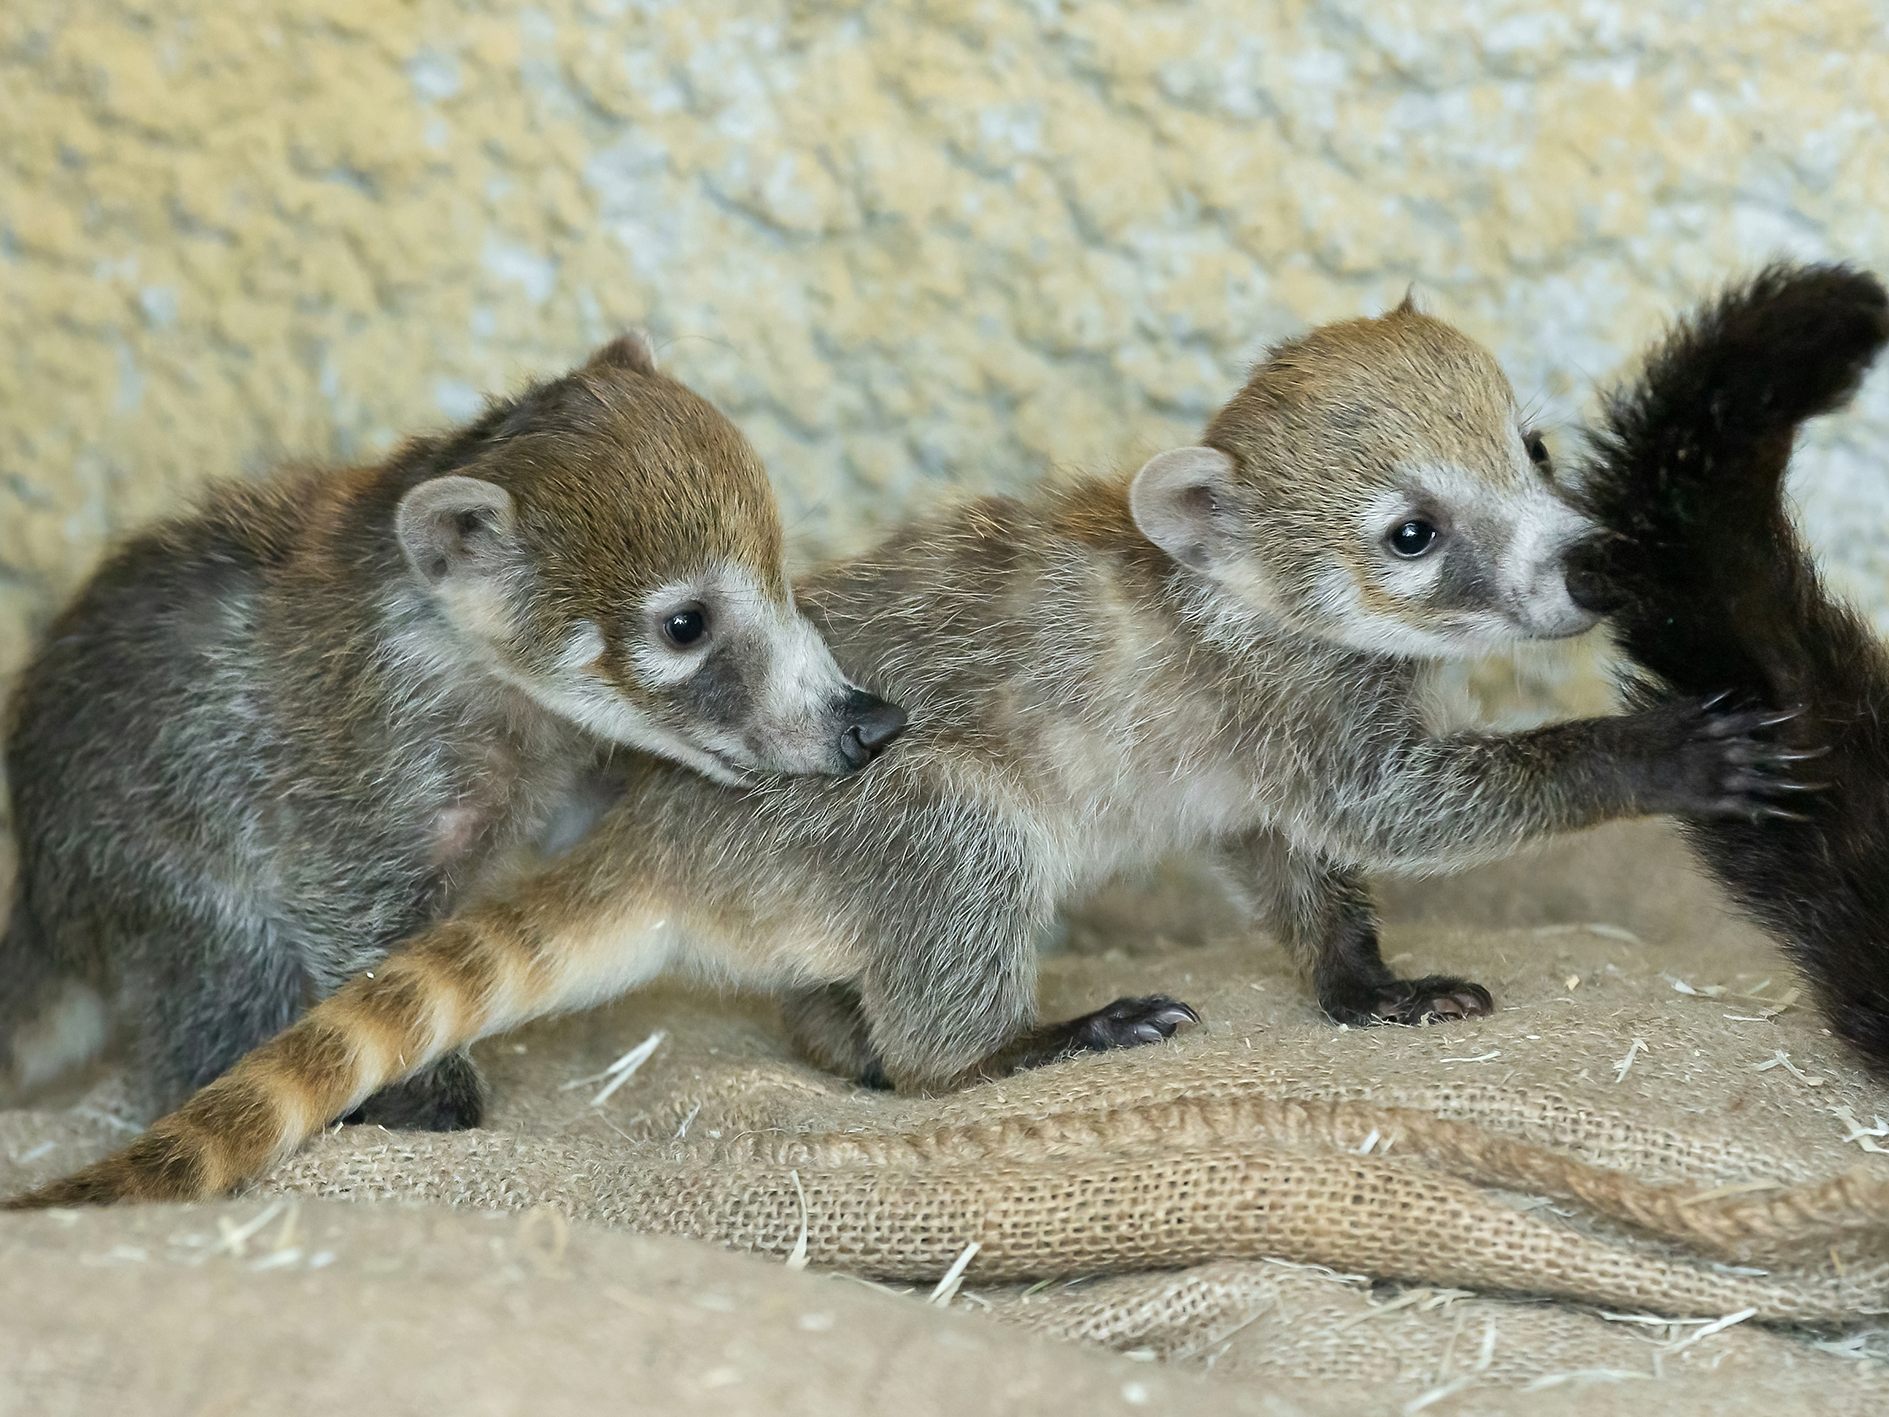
[0,332,906,1128]
[1573,262,1889,1077]
[11,300,1810,1208]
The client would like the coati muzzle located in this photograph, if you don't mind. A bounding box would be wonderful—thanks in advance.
[1562,539,1624,616]
[836,688,908,770]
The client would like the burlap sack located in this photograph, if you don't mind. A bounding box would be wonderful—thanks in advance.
[4,821,1887,1413]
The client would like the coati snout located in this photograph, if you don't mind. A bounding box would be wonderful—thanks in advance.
[835,688,908,770]
[1560,539,1624,617]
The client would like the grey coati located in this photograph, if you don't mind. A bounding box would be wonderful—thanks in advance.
[0,332,907,1127]
[9,298,1812,1208]
[1573,261,1889,1077]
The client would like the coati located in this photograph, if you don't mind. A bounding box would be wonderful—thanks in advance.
[8,300,1812,1208]
[1573,262,1889,1076]
[0,332,908,1128]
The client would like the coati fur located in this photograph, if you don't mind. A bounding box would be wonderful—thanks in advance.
[9,300,1812,1208]
[0,333,905,1127]
[1573,261,1889,1076]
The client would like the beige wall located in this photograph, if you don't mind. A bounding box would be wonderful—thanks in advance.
[5,0,1889,699]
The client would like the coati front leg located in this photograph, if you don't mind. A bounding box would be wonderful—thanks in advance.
[1307,695,1813,875]
[1216,830,1489,1026]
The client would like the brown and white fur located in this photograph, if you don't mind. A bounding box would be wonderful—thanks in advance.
[9,301,1809,1208]
[0,333,904,1128]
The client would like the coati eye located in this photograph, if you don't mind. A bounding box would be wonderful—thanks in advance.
[1388,520,1439,558]
[1523,430,1551,467]
[661,606,709,648]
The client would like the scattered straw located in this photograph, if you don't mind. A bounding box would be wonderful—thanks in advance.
[1752,1051,1827,1087]
[1829,1106,1889,1154]
[1331,1288,1472,1333]
[1661,1307,1757,1355]
[1676,1180,1783,1208]
[518,1204,570,1269]
[1403,1320,1497,1413]
[561,1031,666,1106]
[1524,1369,1649,1392]
[215,1200,286,1258]
[1664,975,1726,998]
[1533,923,1643,945]
[72,1106,140,1135]
[1438,1050,1501,1065]
[785,1169,810,1271]
[1613,1038,1646,1084]
[927,1241,980,1306]
[673,1101,704,1140]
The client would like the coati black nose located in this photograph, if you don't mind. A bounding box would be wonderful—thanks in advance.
[838,689,907,770]
[1563,541,1622,615]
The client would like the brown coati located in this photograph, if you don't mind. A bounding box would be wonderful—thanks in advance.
[0,333,906,1128]
[1572,262,1889,1076]
[9,299,1813,1209]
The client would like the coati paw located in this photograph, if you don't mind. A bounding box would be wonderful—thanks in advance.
[1324,976,1494,1028]
[1066,996,1202,1052]
[1659,693,1830,822]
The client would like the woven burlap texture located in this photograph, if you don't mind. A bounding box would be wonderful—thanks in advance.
[3,821,1887,1413]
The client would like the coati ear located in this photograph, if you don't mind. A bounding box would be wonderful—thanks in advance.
[396,475,519,586]
[1129,446,1238,572]
[585,330,660,377]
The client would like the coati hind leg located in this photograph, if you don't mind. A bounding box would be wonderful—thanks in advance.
[122,895,314,1114]
[781,983,890,1088]
[344,1049,487,1130]
[1216,829,1491,1026]
[131,887,486,1132]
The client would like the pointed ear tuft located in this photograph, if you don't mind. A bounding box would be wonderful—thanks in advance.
[1129,446,1237,571]
[585,330,660,377]
[1393,283,1421,316]
[396,475,518,586]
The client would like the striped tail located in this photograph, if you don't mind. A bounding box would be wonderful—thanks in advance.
[6,907,553,1208]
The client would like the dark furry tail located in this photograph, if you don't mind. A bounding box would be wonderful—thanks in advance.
[1576,262,1889,1073]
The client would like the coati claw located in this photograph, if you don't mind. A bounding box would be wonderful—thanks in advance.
[1749,804,1812,823]
[1066,996,1202,1052]
[1325,976,1494,1028]
[1653,694,1830,821]
[1773,745,1835,763]
[1752,706,1809,729]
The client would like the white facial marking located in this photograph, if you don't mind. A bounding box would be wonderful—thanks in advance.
[762,611,847,722]
[558,619,607,671]
[1500,494,1596,636]
[629,577,713,688]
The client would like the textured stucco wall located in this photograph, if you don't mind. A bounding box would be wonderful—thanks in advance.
[5,0,1889,707]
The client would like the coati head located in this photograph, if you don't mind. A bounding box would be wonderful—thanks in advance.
[1130,301,1607,658]
[391,333,905,781]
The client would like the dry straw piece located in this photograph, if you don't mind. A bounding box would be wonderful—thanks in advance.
[4,823,1888,1414]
